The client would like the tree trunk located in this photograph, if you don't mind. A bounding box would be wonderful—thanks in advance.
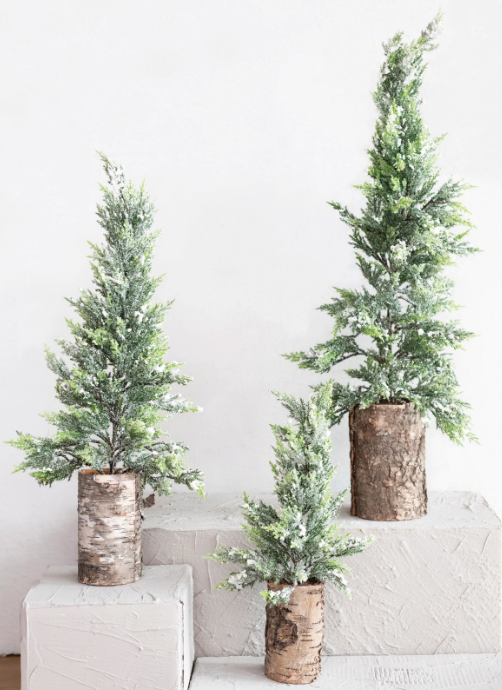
[265,581,324,685]
[78,469,142,586]
[349,403,427,521]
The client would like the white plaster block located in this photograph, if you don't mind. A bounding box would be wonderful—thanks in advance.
[142,491,501,658]
[189,654,502,690]
[21,564,194,690]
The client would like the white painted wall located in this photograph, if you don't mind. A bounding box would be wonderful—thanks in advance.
[0,0,500,654]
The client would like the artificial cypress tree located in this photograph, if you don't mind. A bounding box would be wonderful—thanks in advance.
[285,15,477,520]
[10,154,203,498]
[207,382,372,683]
[287,13,476,441]
[208,381,372,598]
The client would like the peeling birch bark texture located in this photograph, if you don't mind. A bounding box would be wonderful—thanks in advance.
[350,403,427,521]
[78,469,142,586]
[265,581,324,685]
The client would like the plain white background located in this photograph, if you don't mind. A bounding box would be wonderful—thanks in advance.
[1,0,500,654]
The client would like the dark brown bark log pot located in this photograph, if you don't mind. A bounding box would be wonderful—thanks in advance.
[265,580,324,685]
[349,402,427,521]
[78,469,142,586]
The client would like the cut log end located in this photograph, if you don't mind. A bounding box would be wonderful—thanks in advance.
[265,581,324,685]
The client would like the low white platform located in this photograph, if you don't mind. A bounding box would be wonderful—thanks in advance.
[143,491,501,658]
[189,655,502,689]
[21,565,194,690]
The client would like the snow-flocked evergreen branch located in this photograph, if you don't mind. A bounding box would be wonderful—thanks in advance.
[9,154,204,496]
[206,381,373,605]
[284,14,478,444]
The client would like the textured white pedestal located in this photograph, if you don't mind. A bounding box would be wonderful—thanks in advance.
[21,565,194,690]
[189,655,502,689]
[143,491,501,658]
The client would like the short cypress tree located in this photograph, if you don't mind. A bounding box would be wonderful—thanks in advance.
[9,155,204,496]
[286,14,477,443]
[207,382,373,605]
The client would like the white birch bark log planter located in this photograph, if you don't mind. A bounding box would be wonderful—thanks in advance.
[265,581,324,685]
[78,469,142,586]
[349,403,427,521]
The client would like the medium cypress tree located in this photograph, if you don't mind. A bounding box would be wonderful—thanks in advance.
[10,155,204,496]
[207,382,372,605]
[286,14,477,443]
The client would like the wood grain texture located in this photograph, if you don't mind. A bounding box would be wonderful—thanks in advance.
[0,656,20,690]
[265,581,324,685]
[350,403,427,521]
[78,469,142,586]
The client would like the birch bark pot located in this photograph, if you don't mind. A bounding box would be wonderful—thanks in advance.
[78,469,142,586]
[265,581,324,685]
[349,402,427,521]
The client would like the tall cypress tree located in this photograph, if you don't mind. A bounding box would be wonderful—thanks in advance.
[10,155,204,496]
[286,14,477,443]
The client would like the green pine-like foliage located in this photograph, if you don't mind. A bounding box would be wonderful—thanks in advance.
[9,155,204,496]
[286,14,477,443]
[207,382,373,605]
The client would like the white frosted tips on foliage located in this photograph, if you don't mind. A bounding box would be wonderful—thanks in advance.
[206,382,373,604]
[261,587,295,606]
[285,14,476,445]
[10,153,203,497]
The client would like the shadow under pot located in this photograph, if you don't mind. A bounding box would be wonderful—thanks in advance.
[349,402,427,521]
[265,580,324,685]
[78,469,142,586]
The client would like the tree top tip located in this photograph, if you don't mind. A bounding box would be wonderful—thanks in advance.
[384,11,443,57]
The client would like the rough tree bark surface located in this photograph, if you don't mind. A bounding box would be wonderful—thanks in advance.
[78,469,142,586]
[265,581,324,685]
[350,403,427,521]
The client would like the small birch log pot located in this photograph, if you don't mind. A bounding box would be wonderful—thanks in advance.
[78,469,142,586]
[265,580,324,685]
[349,402,427,521]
